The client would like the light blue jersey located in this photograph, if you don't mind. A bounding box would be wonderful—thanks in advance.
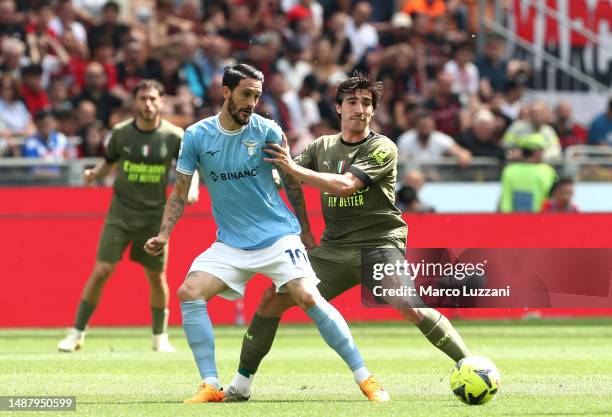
[177,113,300,250]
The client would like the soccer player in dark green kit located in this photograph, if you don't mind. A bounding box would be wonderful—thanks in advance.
[58,79,199,353]
[223,74,471,401]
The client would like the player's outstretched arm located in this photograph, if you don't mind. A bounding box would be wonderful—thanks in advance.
[264,134,365,198]
[291,168,364,198]
[144,171,192,256]
[264,144,364,199]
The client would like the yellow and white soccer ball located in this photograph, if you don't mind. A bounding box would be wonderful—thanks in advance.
[450,356,500,405]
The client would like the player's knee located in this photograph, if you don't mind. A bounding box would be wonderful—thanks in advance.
[257,288,290,316]
[91,264,113,284]
[177,282,199,302]
[292,289,317,310]
[147,272,166,287]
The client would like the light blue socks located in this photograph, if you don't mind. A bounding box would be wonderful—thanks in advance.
[306,301,365,373]
[181,300,220,388]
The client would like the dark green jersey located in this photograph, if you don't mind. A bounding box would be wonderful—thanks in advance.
[295,132,407,249]
[104,118,182,218]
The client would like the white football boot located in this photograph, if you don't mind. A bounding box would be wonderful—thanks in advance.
[57,328,85,352]
[152,333,175,352]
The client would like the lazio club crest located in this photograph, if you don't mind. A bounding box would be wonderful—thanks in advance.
[242,140,260,156]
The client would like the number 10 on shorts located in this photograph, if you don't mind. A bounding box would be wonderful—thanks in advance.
[285,249,309,266]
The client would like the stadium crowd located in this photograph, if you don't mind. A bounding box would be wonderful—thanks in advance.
[0,0,610,212]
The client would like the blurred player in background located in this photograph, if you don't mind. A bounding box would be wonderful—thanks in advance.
[500,133,557,213]
[541,177,578,213]
[224,74,471,401]
[58,79,199,353]
[144,64,389,403]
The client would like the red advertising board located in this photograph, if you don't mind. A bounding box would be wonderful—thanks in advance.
[1,186,611,327]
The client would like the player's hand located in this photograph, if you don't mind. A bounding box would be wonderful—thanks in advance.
[144,236,168,256]
[83,169,97,186]
[263,133,296,173]
[187,189,199,205]
[300,229,317,250]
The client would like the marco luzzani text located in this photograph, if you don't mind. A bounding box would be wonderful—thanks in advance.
[371,260,511,298]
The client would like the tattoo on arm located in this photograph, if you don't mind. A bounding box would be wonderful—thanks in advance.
[279,169,311,231]
[160,172,191,237]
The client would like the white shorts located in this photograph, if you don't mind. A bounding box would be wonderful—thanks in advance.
[188,234,319,300]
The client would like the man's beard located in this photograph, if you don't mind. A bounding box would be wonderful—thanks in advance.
[138,108,157,122]
[227,94,251,126]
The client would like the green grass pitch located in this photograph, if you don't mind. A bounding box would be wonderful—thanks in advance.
[1,319,612,417]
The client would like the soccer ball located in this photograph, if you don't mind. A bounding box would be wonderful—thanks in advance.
[450,356,500,405]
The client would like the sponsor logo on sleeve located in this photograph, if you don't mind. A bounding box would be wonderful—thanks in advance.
[370,146,391,165]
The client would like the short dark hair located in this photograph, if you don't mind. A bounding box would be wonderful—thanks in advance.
[102,0,119,12]
[335,73,383,109]
[33,1,51,11]
[222,64,264,91]
[132,79,164,97]
[34,109,53,122]
[22,64,43,77]
[549,177,573,196]
[413,108,433,123]
[396,185,417,205]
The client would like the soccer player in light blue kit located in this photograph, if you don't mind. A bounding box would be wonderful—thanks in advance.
[144,64,388,403]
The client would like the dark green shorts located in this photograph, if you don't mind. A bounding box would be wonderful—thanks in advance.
[96,214,167,272]
[310,244,405,301]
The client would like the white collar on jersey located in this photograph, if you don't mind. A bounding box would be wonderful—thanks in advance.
[215,114,247,135]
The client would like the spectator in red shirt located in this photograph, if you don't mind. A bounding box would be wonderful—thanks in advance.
[116,40,162,95]
[89,41,117,89]
[60,30,88,94]
[71,62,122,127]
[20,64,50,114]
[25,2,56,38]
[425,70,463,139]
[77,120,105,157]
[541,178,579,213]
[553,101,587,151]
[87,0,130,51]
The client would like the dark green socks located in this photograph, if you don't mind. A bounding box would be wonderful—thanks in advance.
[75,303,168,335]
[416,309,470,362]
[238,313,281,376]
[74,300,96,331]
[151,307,169,335]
